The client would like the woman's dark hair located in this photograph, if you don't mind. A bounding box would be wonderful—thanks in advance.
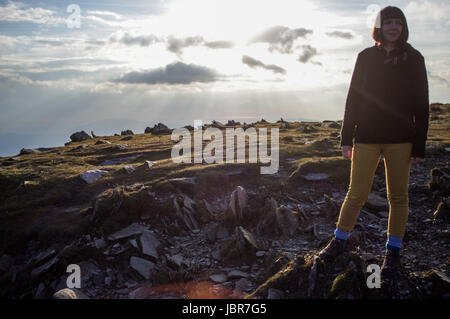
[372,6,409,48]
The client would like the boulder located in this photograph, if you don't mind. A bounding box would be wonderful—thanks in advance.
[121,130,134,136]
[211,120,225,128]
[146,123,171,134]
[70,131,91,142]
[226,120,241,126]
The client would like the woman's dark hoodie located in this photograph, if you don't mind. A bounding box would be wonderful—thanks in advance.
[340,42,429,158]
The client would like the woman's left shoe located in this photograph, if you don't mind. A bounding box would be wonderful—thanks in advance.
[380,250,401,281]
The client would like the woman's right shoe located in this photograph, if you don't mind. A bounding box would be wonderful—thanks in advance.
[317,237,345,262]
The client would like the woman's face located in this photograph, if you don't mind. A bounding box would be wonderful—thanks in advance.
[382,18,403,44]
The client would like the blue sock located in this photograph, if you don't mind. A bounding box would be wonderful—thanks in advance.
[334,228,350,243]
[386,235,402,254]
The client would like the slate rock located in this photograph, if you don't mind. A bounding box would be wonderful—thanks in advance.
[130,256,156,280]
[79,169,108,184]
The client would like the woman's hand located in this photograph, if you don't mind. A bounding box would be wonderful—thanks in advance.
[411,157,422,164]
[342,145,352,160]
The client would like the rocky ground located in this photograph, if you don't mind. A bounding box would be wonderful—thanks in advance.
[0,105,449,299]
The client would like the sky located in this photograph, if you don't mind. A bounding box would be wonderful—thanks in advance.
[0,0,449,157]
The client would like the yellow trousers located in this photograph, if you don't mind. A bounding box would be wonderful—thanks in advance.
[336,142,413,238]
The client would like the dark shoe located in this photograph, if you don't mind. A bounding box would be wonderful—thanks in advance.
[317,237,345,262]
[381,250,401,281]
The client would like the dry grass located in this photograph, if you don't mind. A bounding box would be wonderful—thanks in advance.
[0,104,449,252]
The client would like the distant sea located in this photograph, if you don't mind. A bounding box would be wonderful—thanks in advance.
[0,116,330,158]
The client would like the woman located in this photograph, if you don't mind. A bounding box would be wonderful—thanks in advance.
[317,6,429,281]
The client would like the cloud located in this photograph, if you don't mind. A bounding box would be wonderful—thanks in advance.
[166,35,205,55]
[428,70,449,87]
[204,41,235,49]
[108,31,162,47]
[242,55,286,75]
[405,0,450,22]
[0,1,64,25]
[326,30,354,39]
[113,61,221,85]
[249,25,313,54]
[108,32,234,55]
[297,45,319,63]
[85,10,122,20]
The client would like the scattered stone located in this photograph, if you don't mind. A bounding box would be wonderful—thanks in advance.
[168,254,186,267]
[31,256,59,277]
[364,192,388,211]
[235,226,259,253]
[256,251,266,257]
[322,121,341,129]
[139,230,161,259]
[304,173,329,181]
[235,278,252,292]
[94,238,106,249]
[210,273,227,283]
[116,144,129,150]
[28,249,56,267]
[130,256,156,280]
[95,139,111,145]
[227,186,248,221]
[227,270,249,279]
[79,169,109,184]
[100,154,140,166]
[267,288,284,299]
[123,165,136,174]
[275,205,299,236]
[79,261,101,284]
[173,196,199,231]
[108,223,147,241]
[140,160,154,169]
[168,177,197,194]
